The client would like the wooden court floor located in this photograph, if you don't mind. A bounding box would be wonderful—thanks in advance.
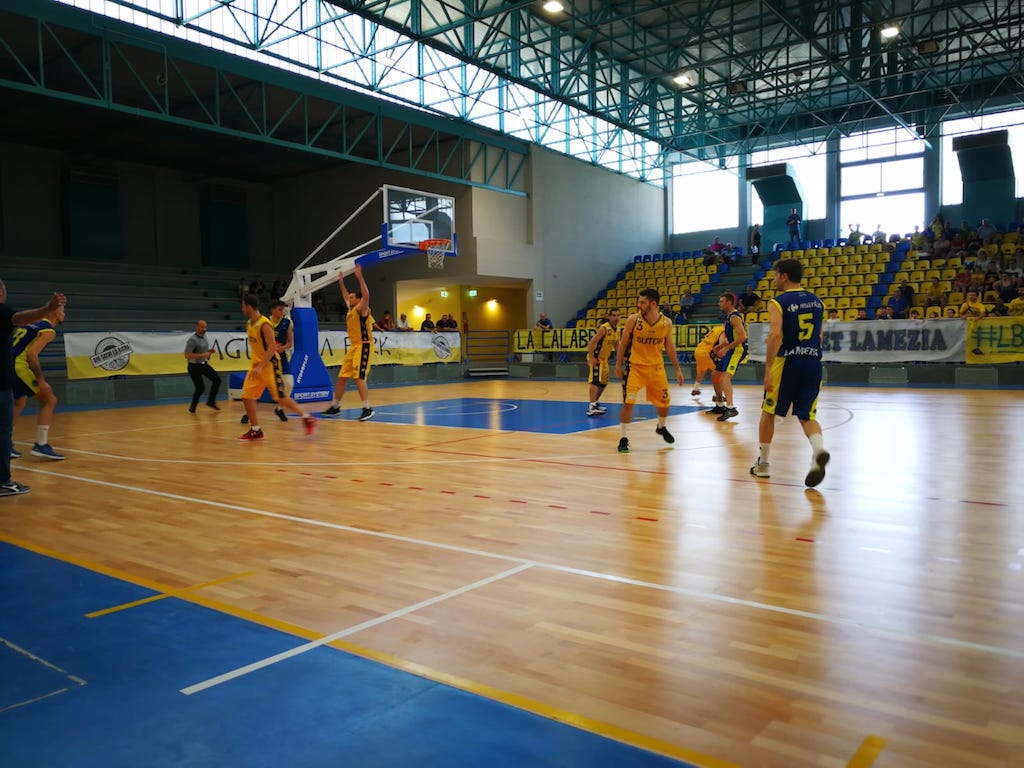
[2,380,1022,767]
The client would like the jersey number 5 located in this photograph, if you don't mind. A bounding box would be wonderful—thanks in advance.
[798,313,815,340]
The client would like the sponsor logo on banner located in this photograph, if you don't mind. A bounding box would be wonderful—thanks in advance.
[431,335,453,359]
[90,337,133,371]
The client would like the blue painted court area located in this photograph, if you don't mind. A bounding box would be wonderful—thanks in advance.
[319,397,704,434]
[0,543,697,768]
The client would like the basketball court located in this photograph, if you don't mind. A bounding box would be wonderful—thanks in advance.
[2,380,1019,767]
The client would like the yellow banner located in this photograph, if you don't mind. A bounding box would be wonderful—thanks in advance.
[512,323,718,354]
[965,317,1024,364]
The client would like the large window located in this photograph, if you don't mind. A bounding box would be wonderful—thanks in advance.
[839,128,926,237]
[748,145,827,226]
[671,160,740,233]
[941,109,1024,205]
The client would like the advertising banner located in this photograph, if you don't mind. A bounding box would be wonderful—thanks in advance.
[64,330,461,380]
[745,319,967,363]
[965,317,1024,364]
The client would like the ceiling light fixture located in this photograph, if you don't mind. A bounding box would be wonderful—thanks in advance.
[880,23,900,39]
[542,1,564,12]
[673,70,695,87]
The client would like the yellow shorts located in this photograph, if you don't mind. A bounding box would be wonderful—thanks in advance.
[622,364,670,408]
[340,343,373,380]
[588,359,611,387]
[241,358,284,401]
[694,346,714,378]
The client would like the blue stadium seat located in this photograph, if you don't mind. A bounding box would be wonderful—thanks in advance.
[824,238,837,248]
[633,255,642,263]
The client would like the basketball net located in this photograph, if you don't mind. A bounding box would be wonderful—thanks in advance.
[421,238,451,270]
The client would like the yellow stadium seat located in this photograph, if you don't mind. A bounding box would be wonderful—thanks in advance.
[758,310,771,322]
[869,243,883,252]
[851,296,867,309]
[821,275,836,288]
[850,274,865,285]
[910,270,925,283]
[925,306,941,318]
[947,291,964,305]
[836,297,851,309]
[836,274,850,286]
[864,273,879,285]
[843,308,860,320]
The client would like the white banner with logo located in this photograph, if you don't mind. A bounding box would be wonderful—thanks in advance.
[64,330,461,380]
[745,319,967,363]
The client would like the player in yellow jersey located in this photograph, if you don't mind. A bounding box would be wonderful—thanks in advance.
[239,294,316,441]
[691,323,723,398]
[584,308,621,416]
[614,288,684,452]
[322,263,375,421]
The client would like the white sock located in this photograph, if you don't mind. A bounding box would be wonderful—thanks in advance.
[36,425,49,445]
[331,399,340,408]
[620,424,628,438]
[362,400,370,409]
[809,433,825,457]
[590,402,598,408]
[759,443,771,463]
[657,416,666,428]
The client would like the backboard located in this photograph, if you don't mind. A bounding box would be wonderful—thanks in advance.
[382,184,456,255]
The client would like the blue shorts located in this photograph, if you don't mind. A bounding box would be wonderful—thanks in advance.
[761,355,822,421]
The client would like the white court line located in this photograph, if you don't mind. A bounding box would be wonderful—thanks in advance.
[181,563,532,695]
[18,466,1024,664]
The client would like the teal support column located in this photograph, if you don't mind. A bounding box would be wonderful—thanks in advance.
[954,131,1016,225]
[746,164,804,251]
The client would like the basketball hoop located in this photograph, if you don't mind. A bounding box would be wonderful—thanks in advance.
[420,238,451,270]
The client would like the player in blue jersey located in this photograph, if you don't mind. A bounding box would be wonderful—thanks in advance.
[750,259,830,487]
[709,292,747,422]
[12,305,66,460]
[270,300,294,423]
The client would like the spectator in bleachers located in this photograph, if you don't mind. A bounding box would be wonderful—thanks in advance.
[943,307,958,318]
[887,288,909,319]
[374,310,395,331]
[826,309,840,321]
[929,212,947,240]
[910,225,925,249]
[989,297,1009,317]
[958,290,987,318]
[749,224,761,265]
[534,312,553,330]
[270,275,288,302]
[872,224,886,243]
[925,277,946,307]
[875,306,893,320]
[395,312,412,331]
[676,290,696,321]
[786,208,801,244]
[737,284,760,313]
[909,308,923,320]
[708,237,726,255]
[237,277,250,299]
[421,313,437,332]
[976,219,997,245]
[1004,258,1022,279]
[1008,286,1024,316]
[847,224,863,246]
[897,279,915,308]
[995,273,1018,303]
[856,309,869,320]
[437,313,458,330]
[953,269,971,294]
[249,275,266,303]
